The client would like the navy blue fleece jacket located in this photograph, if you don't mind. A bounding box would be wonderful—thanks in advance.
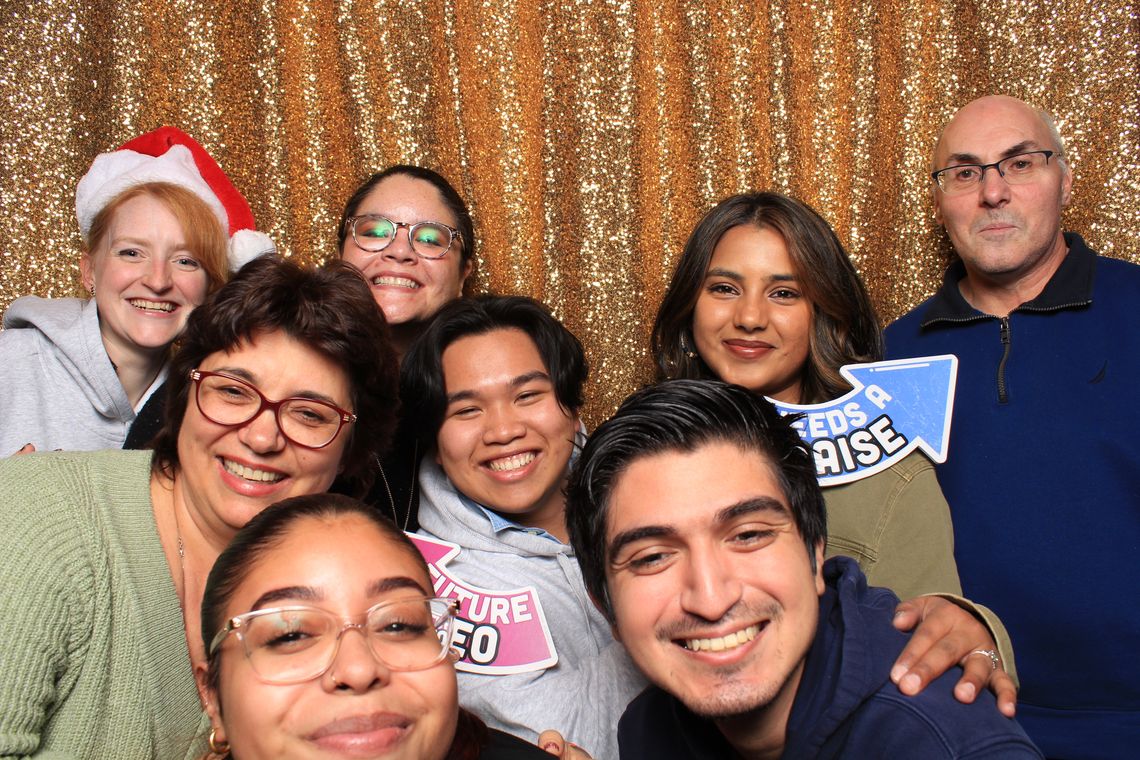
[885,234,1140,758]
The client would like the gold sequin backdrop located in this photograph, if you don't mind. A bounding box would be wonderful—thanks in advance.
[1,0,1137,422]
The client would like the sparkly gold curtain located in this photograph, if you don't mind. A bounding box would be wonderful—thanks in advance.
[2,0,1137,422]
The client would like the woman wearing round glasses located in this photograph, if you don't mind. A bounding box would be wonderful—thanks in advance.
[337,165,476,532]
[339,165,475,360]
[0,257,398,759]
[198,493,554,759]
[651,192,1017,712]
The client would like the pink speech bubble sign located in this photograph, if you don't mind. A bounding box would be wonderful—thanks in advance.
[409,533,559,675]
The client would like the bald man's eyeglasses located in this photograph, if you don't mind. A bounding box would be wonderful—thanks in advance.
[931,150,1057,195]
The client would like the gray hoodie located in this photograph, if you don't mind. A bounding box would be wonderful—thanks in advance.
[0,297,163,455]
[416,458,646,760]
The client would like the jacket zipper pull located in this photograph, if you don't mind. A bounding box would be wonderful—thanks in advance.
[997,317,1012,403]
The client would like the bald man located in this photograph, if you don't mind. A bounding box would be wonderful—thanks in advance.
[885,95,1140,758]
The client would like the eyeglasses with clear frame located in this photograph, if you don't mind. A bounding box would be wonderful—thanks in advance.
[189,369,356,450]
[208,596,459,685]
[344,214,461,260]
[931,150,1057,195]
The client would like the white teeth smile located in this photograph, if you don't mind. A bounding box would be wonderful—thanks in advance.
[488,452,536,472]
[129,299,175,312]
[222,459,284,483]
[682,624,761,653]
[372,276,419,289]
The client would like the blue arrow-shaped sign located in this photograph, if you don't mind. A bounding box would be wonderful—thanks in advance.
[770,355,957,487]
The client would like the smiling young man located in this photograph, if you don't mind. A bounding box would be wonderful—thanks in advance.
[566,380,1041,759]
[885,96,1140,757]
[400,295,646,760]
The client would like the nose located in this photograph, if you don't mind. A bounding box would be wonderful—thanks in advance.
[235,406,287,455]
[381,225,417,264]
[679,544,743,622]
[978,165,1012,207]
[143,256,173,292]
[734,292,768,331]
[323,626,391,693]
[482,404,527,445]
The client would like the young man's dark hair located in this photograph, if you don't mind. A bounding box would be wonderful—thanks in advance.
[400,294,588,450]
[565,379,826,621]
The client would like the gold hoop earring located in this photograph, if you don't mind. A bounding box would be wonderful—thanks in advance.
[208,727,230,755]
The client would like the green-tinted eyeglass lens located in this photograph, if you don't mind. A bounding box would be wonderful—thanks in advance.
[358,217,395,240]
[411,223,448,249]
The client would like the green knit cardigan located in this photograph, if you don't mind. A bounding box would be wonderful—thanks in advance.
[0,450,208,759]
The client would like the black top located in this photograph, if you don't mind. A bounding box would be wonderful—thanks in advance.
[330,410,422,531]
[481,728,553,758]
[123,382,167,450]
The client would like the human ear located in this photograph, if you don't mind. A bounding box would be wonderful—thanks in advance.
[813,541,826,596]
[194,662,224,730]
[609,621,623,644]
[80,252,96,294]
[931,189,945,227]
[454,256,474,297]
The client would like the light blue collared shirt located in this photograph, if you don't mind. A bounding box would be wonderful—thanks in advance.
[457,491,564,544]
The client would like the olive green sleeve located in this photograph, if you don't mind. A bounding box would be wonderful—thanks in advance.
[925,594,1018,686]
[855,453,963,599]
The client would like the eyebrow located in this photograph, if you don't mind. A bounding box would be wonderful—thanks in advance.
[107,236,151,249]
[717,496,790,522]
[445,369,552,405]
[607,496,791,559]
[109,234,190,251]
[249,576,428,612]
[944,140,1041,165]
[252,585,322,610]
[367,576,431,597]
[705,266,797,284]
[208,366,343,406]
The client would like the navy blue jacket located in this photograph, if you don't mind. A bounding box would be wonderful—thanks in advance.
[618,557,1040,759]
[885,234,1140,758]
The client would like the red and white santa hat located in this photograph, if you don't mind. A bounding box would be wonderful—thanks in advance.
[75,126,275,271]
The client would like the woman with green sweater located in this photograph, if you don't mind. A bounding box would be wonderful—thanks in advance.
[0,256,398,759]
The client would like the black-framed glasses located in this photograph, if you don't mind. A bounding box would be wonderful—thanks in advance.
[931,150,1056,194]
[208,597,459,685]
[345,214,460,260]
[189,369,356,450]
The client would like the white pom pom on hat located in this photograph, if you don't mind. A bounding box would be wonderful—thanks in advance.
[75,126,275,271]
